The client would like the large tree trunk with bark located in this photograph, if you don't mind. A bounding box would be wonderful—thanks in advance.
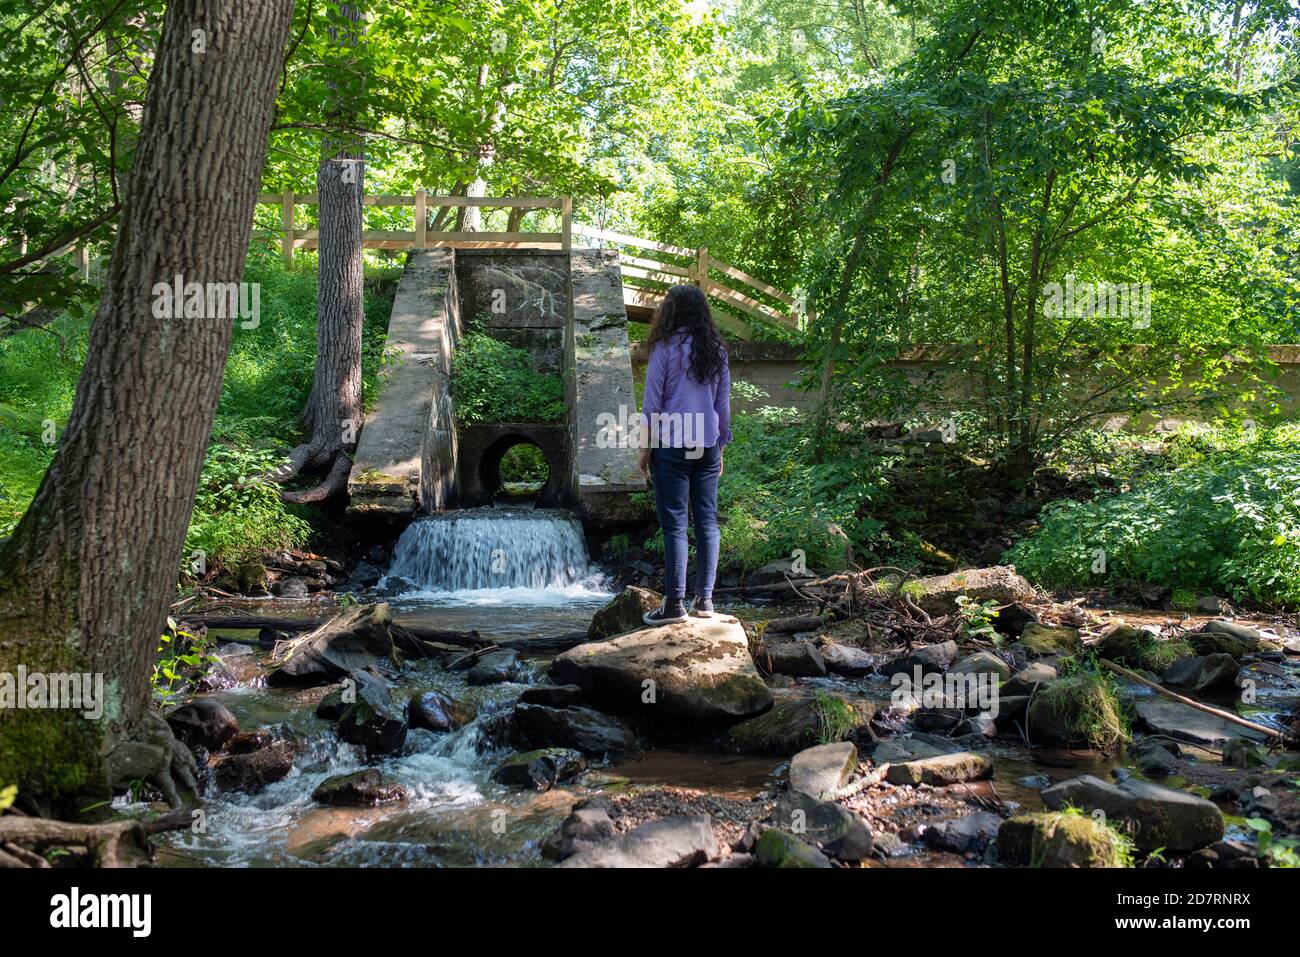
[280,1,365,504]
[0,0,294,816]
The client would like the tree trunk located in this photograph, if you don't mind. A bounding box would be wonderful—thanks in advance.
[0,0,294,816]
[281,1,365,504]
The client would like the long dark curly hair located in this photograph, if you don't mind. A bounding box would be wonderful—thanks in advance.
[645,284,726,383]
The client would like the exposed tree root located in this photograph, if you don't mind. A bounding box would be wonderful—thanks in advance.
[281,452,352,504]
[105,713,199,810]
[0,810,191,868]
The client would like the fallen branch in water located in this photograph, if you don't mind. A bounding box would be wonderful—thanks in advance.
[1098,658,1286,744]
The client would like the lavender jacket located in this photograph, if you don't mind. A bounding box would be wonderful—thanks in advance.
[641,333,732,450]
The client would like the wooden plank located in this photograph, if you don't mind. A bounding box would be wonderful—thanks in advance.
[704,279,798,329]
[572,224,694,256]
[696,246,708,286]
[619,264,692,286]
[414,188,426,248]
[425,231,563,243]
[423,196,564,208]
[707,254,796,306]
[259,193,413,206]
[280,191,294,263]
[618,254,692,278]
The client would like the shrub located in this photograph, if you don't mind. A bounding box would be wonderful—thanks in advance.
[185,443,311,570]
[1006,431,1300,607]
[451,331,566,425]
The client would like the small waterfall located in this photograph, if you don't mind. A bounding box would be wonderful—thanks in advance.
[387,509,602,594]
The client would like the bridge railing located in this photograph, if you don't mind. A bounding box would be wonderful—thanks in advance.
[251,192,572,259]
[571,224,803,333]
[250,192,802,334]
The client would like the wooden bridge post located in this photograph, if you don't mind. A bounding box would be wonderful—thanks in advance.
[415,188,427,248]
[695,246,708,289]
[280,190,294,263]
[561,196,572,253]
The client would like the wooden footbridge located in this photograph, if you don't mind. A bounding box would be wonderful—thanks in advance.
[251,192,804,338]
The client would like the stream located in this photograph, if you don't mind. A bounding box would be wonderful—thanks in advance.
[130,511,1300,868]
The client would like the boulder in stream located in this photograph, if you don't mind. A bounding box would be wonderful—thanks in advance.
[1133,698,1271,747]
[1041,774,1224,852]
[998,811,1130,867]
[788,741,858,800]
[753,828,834,868]
[542,799,618,860]
[881,639,959,679]
[586,586,663,640]
[773,790,873,862]
[901,565,1035,617]
[1162,653,1240,694]
[725,689,873,754]
[514,703,636,755]
[759,638,826,677]
[165,698,240,752]
[312,769,410,806]
[214,740,296,794]
[551,617,773,725]
[1015,623,1082,657]
[885,751,993,787]
[467,648,520,686]
[337,675,408,757]
[492,748,586,791]
[266,603,398,687]
[408,688,474,733]
[559,815,719,868]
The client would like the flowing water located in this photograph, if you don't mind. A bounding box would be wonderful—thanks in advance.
[152,509,628,867]
[139,512,1300,866]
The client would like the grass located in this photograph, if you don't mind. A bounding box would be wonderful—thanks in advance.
[1035,671,1129,751]
[0,251,398,570]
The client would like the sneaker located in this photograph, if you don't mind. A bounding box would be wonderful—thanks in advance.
[643,599,688,625]
[690,597,714,618]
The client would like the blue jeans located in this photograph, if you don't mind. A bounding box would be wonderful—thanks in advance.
[650,444,721,602]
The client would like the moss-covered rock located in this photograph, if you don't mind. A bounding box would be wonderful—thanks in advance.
[998,811,1129,867]
[1025,673,1127,750]
[753,828,834,868]
[725,691,872,754]
[1017,623,1082,657]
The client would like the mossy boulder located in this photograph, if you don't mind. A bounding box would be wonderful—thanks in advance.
[1025,674,1126,750]
[312,768,410,806]
[887,565,1035,617]
[725,690,873,754]
[753,828,834,868]
[586,586,662,640]
[998,812,1128,867]
[1016,623,1082,657]
[884,750,993,786]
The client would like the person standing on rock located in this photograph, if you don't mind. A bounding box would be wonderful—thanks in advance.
[637,284,732,625]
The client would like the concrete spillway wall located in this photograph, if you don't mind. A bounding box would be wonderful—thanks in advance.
[347,246,646,526]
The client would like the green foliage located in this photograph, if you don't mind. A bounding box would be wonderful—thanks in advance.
[498,442,549,486]
[1007,430,1300,607]
[813,691,861,745]
[707,388,888,572]
[451,332,566,425]
[1246,817,1300,868]
[955,595,1000,642]
[185,444,312,570]
[150,620,221,705]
